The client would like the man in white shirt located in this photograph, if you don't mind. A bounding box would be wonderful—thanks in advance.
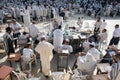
[62,39,73,53]
[100,19,107,31]
[22,43,36,71]
[29,21,39,40]
[98,29,108,43]
[109,24,120,47]
[87,42,101,61]
[53,25,64,50]
[35,36,54,77]
[10,19,22,48]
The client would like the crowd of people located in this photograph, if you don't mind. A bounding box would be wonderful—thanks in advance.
[0,0,120,25]
[1,0,120,80]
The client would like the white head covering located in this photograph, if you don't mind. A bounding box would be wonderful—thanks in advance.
[89,42,95,46]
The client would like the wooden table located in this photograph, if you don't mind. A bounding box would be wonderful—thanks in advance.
[57,50,69,71]
[96,63,111,74]
[92,74,109,80]
[7,53,22,70]
[0,65,13,80]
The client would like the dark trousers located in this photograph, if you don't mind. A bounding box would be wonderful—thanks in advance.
[109,37,119,45]
[13,32,21,48]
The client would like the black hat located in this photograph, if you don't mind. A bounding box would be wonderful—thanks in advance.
[6,27,11,32]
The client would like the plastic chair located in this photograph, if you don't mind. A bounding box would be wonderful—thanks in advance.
[12,71,28,80]
[21,56,37,72]
[0,56,8,64]
[12,70,40,80]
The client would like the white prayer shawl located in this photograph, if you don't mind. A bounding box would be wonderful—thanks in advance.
[35,6,40,18]
[87,47,101,61]
[107,5,112,16]
[31,5,37,18]
[15,7,21,18]
[77,53,96,74]
[11,7,16,18]
[52,7,58,19]
[98,32,108,43]
[100,22,107,30]
[65,10,70,18]
[27,6,32,14]
[53,29,64,49]
[23,9,31,28]
[43,7,48,17]
[0,10,4,19]
[29,24,39,39]
[77,19,83,28]
[94,21,102,30]
[83,42,90,52]
[39,6,44,17]
[35,41,54,76]
[62,45,73,53]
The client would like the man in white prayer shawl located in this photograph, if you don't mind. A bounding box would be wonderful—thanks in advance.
[87,42,101,61]
[77,52,97,74]
[29,21,39,40]
[23,6,31,30]
[39,5,44,21]
[35,5,40,20]
[100,19,107,31]
[35,36,54,77]
[53,25,64,51]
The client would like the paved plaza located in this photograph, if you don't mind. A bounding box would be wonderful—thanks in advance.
[0,14,120,80]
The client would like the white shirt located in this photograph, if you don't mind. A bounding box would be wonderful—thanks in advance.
[35,41,54,62]
[98,32,108,42]
[22,48,34,62]
[77,53,96,73]
[62,44,73,53]
[113,28,120,37]
[23,48,34,58]
[29,24,39,38]
[53,29,64,48]
[10,22,21,34]
[100,22,107,30]
[87,47,101,61]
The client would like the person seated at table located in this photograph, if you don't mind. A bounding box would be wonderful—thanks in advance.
[76,52,97,75]
[109,54,120,80]
[22,43,36,71]
[64,24,72,36]
[61,39,73,53]
[18,32,30,45]
[87,42,101,61]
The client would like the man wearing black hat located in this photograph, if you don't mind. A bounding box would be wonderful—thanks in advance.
[3,27,15,55]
